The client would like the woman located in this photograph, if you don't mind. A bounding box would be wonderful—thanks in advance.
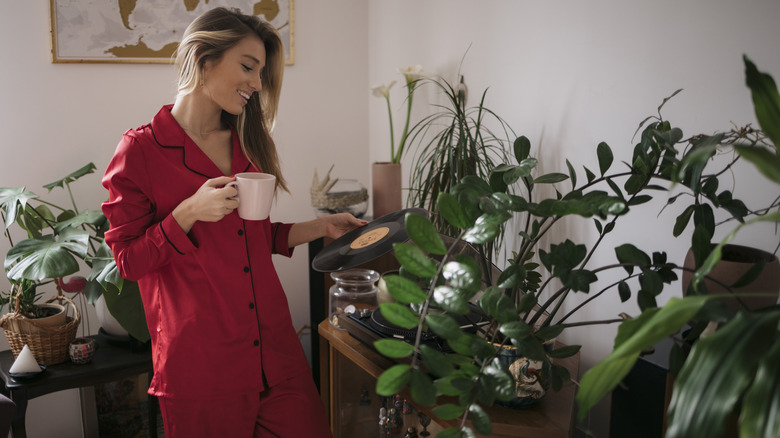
[102,7,362,437]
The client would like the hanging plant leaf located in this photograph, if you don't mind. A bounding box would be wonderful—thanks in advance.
[376,364,411,396]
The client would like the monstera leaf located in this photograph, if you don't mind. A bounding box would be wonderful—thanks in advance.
[5,227,90,281]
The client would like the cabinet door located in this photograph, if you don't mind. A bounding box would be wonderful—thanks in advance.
[330,348,442,438]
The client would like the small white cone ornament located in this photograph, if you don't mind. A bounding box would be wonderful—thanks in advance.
[10,345,41,373]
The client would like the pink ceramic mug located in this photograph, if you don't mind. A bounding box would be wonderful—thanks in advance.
[228,173,276,220]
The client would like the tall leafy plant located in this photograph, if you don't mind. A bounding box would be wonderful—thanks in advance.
[578,56,780,438]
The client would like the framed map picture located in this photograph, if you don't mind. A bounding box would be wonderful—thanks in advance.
[49,0,295,65]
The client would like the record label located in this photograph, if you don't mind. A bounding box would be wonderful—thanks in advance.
[349,226,390,250]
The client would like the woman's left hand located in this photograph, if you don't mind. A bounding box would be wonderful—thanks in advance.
[322,213,368,240]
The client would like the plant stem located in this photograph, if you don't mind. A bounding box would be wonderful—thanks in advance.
[385,95,396,163]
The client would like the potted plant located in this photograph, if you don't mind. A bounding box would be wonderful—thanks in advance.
[370,57,778,437]
[577,56,780,438]
[371,65,432,218]
[1,163,150,355]
[405,72,515,244]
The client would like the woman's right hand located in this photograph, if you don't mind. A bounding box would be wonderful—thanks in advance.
[172,176,238,233]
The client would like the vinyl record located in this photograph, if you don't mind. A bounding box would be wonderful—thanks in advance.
[311,208,427,272]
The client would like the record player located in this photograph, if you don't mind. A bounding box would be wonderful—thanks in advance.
[337,305,489,353]
[312,207,498,353]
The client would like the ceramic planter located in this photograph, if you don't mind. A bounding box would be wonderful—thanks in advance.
[371,162,402,219]
[682,243,780,312]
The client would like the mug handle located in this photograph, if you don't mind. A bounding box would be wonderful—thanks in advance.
[226,181,240,202]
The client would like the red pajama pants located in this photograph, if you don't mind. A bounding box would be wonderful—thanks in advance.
[158,372,333,438]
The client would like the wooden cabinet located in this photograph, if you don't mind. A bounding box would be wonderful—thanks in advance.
[318,320,579,438]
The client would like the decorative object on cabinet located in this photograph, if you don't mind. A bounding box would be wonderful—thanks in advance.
[311,166,368,219]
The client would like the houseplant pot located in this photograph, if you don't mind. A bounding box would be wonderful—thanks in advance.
[0,295,80,365]
[372,162,402,219]
[682,243,780,312]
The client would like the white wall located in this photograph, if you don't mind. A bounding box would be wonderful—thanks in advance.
[368,0,780,436]
[0,1,368,436]
[2,0,779,436]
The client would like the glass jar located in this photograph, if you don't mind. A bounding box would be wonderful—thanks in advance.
[329,268,379,329]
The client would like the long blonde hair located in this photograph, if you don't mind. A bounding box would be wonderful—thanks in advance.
[174,7,288,192]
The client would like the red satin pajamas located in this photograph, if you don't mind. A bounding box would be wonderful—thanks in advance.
[102,105,332,438]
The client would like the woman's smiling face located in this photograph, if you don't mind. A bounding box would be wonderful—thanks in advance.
[202,34,266,115]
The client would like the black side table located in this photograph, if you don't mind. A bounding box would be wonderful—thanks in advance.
[0,333,155,438]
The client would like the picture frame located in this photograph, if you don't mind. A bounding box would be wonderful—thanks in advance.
[49,0,295,65]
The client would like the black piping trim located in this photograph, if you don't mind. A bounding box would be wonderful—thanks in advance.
[149,124,211,179]
[159,222,184,255]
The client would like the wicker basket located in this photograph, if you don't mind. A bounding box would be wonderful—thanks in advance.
[0,295,80,365]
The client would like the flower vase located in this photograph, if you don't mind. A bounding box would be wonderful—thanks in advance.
[371,162,402,219]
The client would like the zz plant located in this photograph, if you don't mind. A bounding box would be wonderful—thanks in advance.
[372,56,778,438]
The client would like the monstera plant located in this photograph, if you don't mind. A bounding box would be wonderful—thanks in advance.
[1,163,149,341]
[371,56,779,438]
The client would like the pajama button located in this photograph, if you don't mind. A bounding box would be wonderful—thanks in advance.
[253,340,260,346]
[243,266,250,273]
[238,229,244,236]
[249,303,255,309]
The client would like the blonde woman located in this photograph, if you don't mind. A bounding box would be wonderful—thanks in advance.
[103,7,360,437]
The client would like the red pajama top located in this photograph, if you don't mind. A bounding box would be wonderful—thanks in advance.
[102,105,309,400]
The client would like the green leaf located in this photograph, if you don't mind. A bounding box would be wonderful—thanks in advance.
[432,403,466,421]
[438,192,472,229]
[406,213,446,255]
[735,145,780,184]
[5,231,89,281]
[536,324,565,341]
[744,56,780,148]
[434,428,461,438]
[673,205,695,237]
[383,274,428,304]
[426,313,463,340]
[0,187,39,230]
[443,258,481,295]
[740,336,780,438]
[374,338,415,358]
[469,404,492,435]
[433,286,470,315]
[496,264,526,288]
[514,136,532,161]
[597,142,614,176]
[376,364,411,396]
[548,344,581,359]
[393,242,438,277]
[379,302,419,329]
[420,345,454,378]
[499,320,533,342]
[551,363,572,392]
[42,162,97,191]
[410,369,437,406]
[667,311,780,438]
[533,173,569,184]
[100,279,150,342]
[462,211,512,245]
[618,281,631,302]
[566,159,577,189]
[577,296,711,420]
[615,244,651,275]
